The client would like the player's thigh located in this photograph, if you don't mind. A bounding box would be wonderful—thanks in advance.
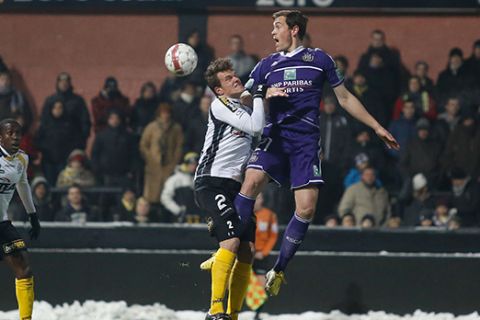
[240,169,270,198]
[288,134,324,189]
[237,241,255,264]
[247,135,289,187]
[0,221,30,275]
[195,185,242,242]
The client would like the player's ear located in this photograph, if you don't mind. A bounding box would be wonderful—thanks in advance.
[214,86,224,96]
[291,25,299,38]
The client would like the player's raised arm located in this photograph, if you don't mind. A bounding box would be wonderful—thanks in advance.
[333,84,400,150]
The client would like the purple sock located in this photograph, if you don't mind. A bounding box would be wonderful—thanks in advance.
[233,193,255,228]
[274,213,311,272]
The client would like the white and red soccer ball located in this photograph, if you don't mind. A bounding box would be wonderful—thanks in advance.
[164,43,198,76]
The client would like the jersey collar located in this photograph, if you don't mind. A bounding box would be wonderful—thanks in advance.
[281,45,305,58]
[0,145,17,159]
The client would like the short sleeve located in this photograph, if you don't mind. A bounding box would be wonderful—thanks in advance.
[318,50,344,88]
[245,59,266,90]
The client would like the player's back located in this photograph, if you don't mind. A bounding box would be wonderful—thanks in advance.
[249,47,343,132]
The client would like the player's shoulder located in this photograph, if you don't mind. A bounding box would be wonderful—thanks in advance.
[311,47,336,66]
[16,150,29,167]
[212,96,240,114]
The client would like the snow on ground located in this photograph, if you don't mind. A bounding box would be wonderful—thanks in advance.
[0,301,479,320]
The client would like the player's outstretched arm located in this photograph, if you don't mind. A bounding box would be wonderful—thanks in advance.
[333,84,400,150]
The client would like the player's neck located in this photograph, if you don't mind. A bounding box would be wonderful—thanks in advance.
[0,145,14,157]
[285,39,303,53]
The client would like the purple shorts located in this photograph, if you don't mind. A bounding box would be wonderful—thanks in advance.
[247,124,324,189]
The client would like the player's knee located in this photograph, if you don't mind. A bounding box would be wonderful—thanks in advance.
[241,170,268,197]
[296,206,315,221]
[15,264,32,279]
[220,237,241,253]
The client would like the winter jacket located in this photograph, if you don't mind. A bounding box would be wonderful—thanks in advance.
[160,166,197,221]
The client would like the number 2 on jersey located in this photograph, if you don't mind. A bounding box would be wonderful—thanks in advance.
[215,194,227,210]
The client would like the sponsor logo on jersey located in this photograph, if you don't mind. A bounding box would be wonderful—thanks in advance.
[283,69,296,81]
[0,183,16,194]
[313,165,321,177]
[219,96,238,112]
[302,52,314,62]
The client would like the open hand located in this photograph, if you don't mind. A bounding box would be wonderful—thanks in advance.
[375,127,400,150]
[266,87,288,99]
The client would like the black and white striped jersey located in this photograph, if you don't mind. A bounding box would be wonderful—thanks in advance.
[195,95,265,183]
[0,147,36,221]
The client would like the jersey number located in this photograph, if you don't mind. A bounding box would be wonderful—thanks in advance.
[215,194,227,210]
[227,220,234,230]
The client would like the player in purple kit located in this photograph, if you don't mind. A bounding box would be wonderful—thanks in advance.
[234,10,400,296]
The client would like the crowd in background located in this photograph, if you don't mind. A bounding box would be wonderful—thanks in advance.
[0,29,479,230]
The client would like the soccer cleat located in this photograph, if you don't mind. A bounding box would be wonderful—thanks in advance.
[205,312,232,320]
[200,253,216,271]
[265,269,286,296]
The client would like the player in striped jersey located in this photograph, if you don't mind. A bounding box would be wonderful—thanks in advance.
[194,58,286,320]
[0,119,41,320]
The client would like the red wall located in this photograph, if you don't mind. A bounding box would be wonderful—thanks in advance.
[0,13,478,118]
[0,13,178,117]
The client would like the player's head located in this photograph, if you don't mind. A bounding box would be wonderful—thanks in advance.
[0,119,22,154]
[371,29,386,48]
[272,10,308,52]
[205,58,245,98]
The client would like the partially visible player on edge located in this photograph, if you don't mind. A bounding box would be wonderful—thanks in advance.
[234,10,400,296]
[194,58,285,320]
[0,119,41,320]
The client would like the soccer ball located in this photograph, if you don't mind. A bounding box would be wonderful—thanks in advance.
[164,43,198,77]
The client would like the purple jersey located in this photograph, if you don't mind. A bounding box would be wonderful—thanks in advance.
[248,46,343,133]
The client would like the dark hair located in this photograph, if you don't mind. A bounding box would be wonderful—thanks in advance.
[334,55,349,69]
[68,184,82,193]
[272,10,308,41]
[0,119,20,135]
[342,213,356,224]
[204,58,234,91]
[324,214,340,225]
[361,214,376,226]
[140,81,156,96]
[415,60,429,70]
[371,29,385,37]
[230,34,243,41]
[156,102,172,117]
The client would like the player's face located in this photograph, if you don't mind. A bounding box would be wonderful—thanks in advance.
[216,70,245,98]
[272,16,295,53]
[0,122,22,154]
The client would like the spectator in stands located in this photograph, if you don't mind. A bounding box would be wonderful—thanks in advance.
[338,167,390,226]
[109,187,137,222]
[402,173,435,226]
[393,76,436,121]
[172,81,200,131]
[385,216,401,229]
[418,211,434,227]
[55,185,93,222]
[346,70,385,128]
[436,48,475,106]
[140,102,183,205]
[324,214,340,227]
[448,167,480,227]
[400,118,442,186]
[184,95,210,154]
[358,30,402,103]
[434,97,461,146]
[35,99,76,185]
[317,96,350,218]
[158,75,183,104]
[413,61,434,95]
[387,99,417,159]
[184,29,215,88]
[56,149,95,188]
[91,110,137,188]
[15,114,40,178]
[131,82,158,138]
[133,197,152,224]
[41,72,91,149]
[464,39,480,88]
[441,111,480,180]
[361,52,396,123]
[0,70,33,130]
[0,55,7,72]
[346,126,386,176]
[31,176,55,222]
[161,152,199,223]
[448,216,461,230]
[432,198,455,228]
[91,76,130,133]
[344,153,382,189]
[227,34,257,84]
[360,214,376,228]
[341,213,356,227]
